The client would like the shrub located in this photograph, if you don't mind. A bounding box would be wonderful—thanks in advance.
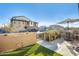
[39,30,61,41]
[4,34,8,36]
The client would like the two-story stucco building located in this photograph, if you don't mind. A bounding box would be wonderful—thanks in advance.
[10,16,38,32]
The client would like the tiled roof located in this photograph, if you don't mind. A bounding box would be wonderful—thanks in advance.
[11,16,30,21]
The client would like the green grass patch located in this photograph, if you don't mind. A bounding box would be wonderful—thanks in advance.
[0,44,62,56]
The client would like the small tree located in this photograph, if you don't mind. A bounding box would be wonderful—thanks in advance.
[4,23,12,33]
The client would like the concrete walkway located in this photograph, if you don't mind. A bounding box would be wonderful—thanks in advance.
[37,38,79,56]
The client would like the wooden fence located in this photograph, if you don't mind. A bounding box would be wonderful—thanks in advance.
[0,32,37,52]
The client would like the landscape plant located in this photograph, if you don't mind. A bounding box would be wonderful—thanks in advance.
[39,30,61,41]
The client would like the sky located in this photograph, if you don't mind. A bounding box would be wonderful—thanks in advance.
[0,3,78,27]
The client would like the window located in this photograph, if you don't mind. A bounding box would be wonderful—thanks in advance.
[24,26,27,29]
[31,22,32,25]
[18,21,20,24]
[23,22,25,24]
[13,21,16,24]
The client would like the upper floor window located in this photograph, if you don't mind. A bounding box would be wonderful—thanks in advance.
[13,21,16,24]
[31,22,33,25]
[23,22,25,24]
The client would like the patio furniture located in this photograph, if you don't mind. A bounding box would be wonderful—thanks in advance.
[57,18,79,41]
[74,34,79,40]
[64,31,74,41]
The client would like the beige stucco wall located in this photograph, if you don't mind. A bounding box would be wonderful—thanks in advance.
[11,21,28,32]
[11,20,38,32]
[0,32,37,52]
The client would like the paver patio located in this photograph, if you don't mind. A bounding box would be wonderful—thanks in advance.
[37,38,79,56]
